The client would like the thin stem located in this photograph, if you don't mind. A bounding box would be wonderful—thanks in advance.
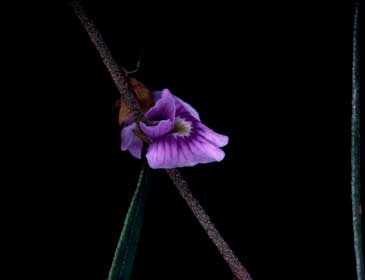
[70,1,143,120]
[166,169,252,280]
[351,2,364,280]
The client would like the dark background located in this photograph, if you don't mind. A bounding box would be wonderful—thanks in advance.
[12,1,363,279]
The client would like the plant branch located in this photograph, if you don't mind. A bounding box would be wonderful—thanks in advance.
[70,1,143,120]
[166,169,252,280]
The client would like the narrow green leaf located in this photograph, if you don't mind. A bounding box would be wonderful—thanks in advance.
[351,2,364,280]
[108,162,149,280]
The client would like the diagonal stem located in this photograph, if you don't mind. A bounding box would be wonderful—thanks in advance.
[351,2,364,280]
[70,2,252,279]
[70,1,143,120]
[166,169,252,280]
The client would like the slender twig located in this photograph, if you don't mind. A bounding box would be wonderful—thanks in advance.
[351,2,364,280]
[70,1,144,120]
[70,2,251,279]
[166,169,252,280]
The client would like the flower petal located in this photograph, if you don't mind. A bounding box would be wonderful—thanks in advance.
[174,96,200,121]
[140,119,174,139]
[146,135,226,169]
[140,89,176,139]
[173,96,229,147]
[194,123,229,148]
[152,90,200,121]
[121,123,143,159]
[145,89,175,122]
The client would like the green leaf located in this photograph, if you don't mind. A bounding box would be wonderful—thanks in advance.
[108,162,150,280]
[351,3,364,280]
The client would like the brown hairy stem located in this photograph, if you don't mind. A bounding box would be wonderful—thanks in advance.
[70,1,143,121]
[166,169,252,280]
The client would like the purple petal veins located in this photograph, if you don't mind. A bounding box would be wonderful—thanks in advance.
[121,88,229,168]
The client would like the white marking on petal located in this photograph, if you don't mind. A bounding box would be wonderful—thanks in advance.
[171,118,192,137]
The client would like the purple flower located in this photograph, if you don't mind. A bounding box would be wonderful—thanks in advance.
[121,89,229,169]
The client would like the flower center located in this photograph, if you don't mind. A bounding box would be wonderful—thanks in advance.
[171,118,192,137]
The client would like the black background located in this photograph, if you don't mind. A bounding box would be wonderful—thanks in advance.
[12,1,363,279]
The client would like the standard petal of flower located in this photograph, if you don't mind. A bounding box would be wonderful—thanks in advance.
[151,90,200,120]
[121,123,143,159]
[174,96,200,121]
[146,135,226,169]
[144,89,176,122]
